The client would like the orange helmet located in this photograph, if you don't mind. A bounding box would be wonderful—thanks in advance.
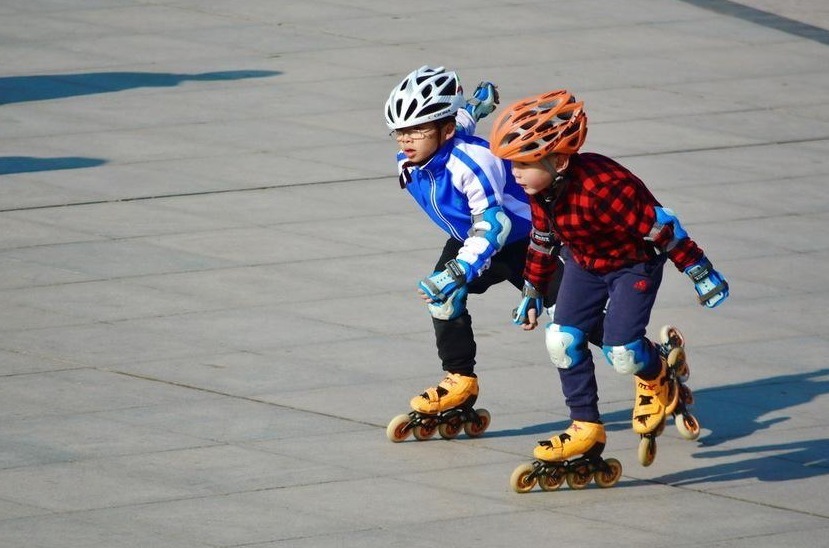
[489,90,587,162]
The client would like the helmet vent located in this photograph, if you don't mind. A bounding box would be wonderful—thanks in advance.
[536,120,554,133]
[421,102,450,117]
[439,79,457,96]
[538,99,560,111]
[514,110,535,125]
[404,101,417,120]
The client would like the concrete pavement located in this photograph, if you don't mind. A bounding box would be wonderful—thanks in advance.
[1,1,828,546]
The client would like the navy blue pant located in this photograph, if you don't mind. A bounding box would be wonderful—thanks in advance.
[553,249,666,422]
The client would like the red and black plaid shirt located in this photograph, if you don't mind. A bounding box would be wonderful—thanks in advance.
[525,152,704,291]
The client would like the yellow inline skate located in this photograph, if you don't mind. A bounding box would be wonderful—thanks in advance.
[634,325,700,466]
[386,373,491,442]
[510,421,623,493]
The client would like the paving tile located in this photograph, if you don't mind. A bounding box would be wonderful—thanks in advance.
[1,1,828,546]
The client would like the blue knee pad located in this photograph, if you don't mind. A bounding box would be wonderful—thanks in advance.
[602,338,650,375]
[545,324,588,369]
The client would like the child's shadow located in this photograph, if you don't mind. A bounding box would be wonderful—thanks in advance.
[611,367,829,446]
[653,438,829,486]
[491,368,829,484]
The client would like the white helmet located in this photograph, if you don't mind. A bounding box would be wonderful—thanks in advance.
[385,65,465,130]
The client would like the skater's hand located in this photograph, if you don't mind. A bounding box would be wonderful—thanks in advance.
[418,259,469,304]
[513,281,543,329]
[464,81,499,122]
[684,257,729,308]
[521,308,539,331]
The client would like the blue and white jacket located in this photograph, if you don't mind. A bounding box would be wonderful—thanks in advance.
[397,131,532,281]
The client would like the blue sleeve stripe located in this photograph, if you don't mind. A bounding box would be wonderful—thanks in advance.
[451,148,498,209]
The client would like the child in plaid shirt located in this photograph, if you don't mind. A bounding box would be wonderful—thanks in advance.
[490,90,729,467]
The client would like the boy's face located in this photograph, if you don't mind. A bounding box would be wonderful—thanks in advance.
[511,161,555,195]
[393,121,454,165]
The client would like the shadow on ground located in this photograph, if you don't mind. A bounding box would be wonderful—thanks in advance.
[0,69,281,177]
[489,368,829,484]
[0,70,281,104]
[0,156,107,175]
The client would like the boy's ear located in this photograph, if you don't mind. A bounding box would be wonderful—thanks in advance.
[554,154,570,173]
[439,118,456,140]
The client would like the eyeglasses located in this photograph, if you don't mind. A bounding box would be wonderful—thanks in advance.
[389,127,437,141]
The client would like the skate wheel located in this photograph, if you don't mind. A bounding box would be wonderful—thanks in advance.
[386,414,412,443]
[510,462,537,494]
[659,325,684,348]
[594,458,623,488]
[638,436,657,467]
[664,350,684,415]
[463,408,491,438]
[539,467,566,491]
[658,324,672,345]
[667,347,685,369]
[566,465,593,490]
[676,413,701,441]
[412,420,437,440]
[438,418,463,440]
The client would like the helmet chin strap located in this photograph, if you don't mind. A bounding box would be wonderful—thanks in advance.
[540,155,569,201]
[540,157,558,176]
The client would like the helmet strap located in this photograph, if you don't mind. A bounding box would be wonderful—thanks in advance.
[540,157,557,176]
[539,155,570,202]
[399,161,416,189]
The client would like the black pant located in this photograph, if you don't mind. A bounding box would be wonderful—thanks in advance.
[430,237,563,375]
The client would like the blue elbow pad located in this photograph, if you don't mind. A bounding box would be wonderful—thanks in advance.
[649,206,688,252]
[470,206,511,251]
[457,206,512,282]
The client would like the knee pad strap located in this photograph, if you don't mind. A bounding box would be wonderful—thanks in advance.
[546,324,588,369]
[603,338,650,375]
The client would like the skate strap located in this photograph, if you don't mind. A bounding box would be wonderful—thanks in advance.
[537,433,567,450]
[420,386,447,414]
[697,280,728,305]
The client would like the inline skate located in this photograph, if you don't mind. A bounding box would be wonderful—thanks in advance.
[634,325,701,466]
[510,421,623,493]
[386,373,491,442]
